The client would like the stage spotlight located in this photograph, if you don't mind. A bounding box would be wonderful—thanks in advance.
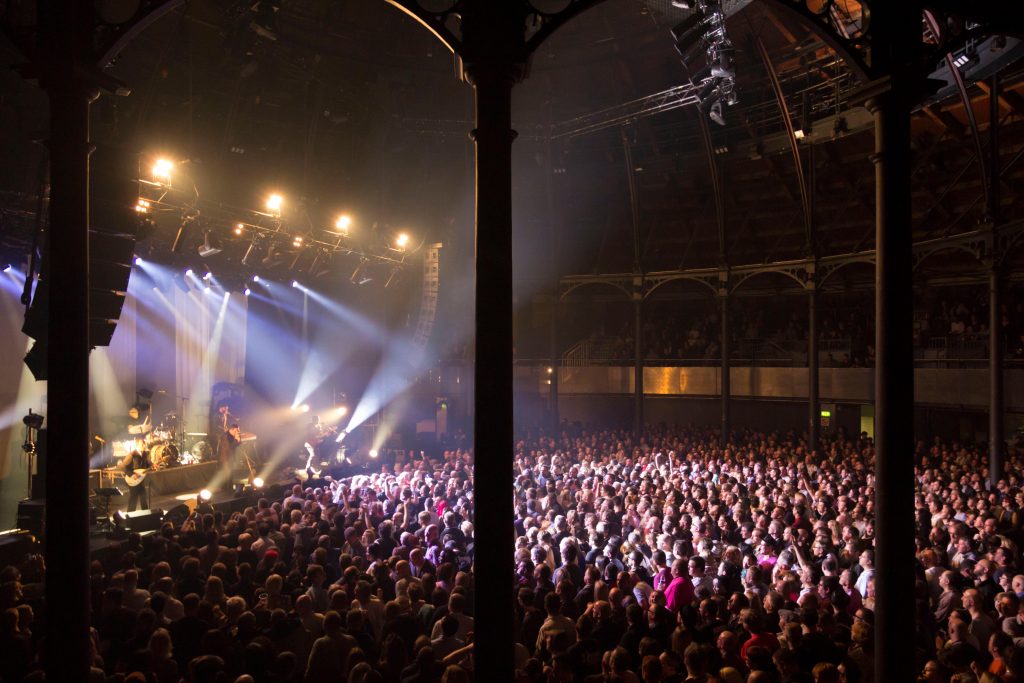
[334,405,348,418]
[335,429,348,443]
[395,233,409,249]
[133,257,143,265]
[198,231,223,258]
[266,193,283,213]
[369,449,379,459]
[185,268,194,277]
[199,488,212,501]
[3,264,12,273]
[335,215,351,233]
[292,280,300,289]
[299,404,310,413]
[135,198,151,213]
[252,275,261,283]
[151,158,173,180]
[203,272,212,281]
[244,287,252,296]
[708,99,726,126]
[252,477,264,488]
[234,223,245,236]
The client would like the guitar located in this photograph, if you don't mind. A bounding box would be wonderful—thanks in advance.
[303,443,323,478]
[124,468,149,487]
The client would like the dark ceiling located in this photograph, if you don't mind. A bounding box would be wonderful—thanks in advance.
[0,0,1022,295]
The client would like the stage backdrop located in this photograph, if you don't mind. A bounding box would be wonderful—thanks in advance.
[0,266,247,529]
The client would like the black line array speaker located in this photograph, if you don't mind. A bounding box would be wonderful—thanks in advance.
[114,508,165,532]
[22,144,138,379]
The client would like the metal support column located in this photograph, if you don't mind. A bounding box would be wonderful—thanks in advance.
[464,60,517,680]
[549,297,559,432]
[808,286,820,451]
[720,289,730,446]
[43,2,94,679]
[990,266,1003,483]
[989,72,1003,485]
[634,291,643,440]
[868,2,918,676]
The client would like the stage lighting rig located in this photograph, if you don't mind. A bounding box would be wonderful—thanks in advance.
[669,0,737,126]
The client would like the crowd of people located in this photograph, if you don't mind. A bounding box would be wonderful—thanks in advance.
[3,422,1024,682]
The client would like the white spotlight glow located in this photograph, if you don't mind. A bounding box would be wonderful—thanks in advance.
[299,404,310,413]
[134,257,143,265]
[369,449,379,459]
[2,265,11,273]
[234,223,244,236]
[266,193,283,212]
[151,158,173,180]
[395,233,409,249]
[203,272,212,281]
[185,268,194,276]
[252,477,264,488]
[199,488,212,501]
[244,288,251,296]
[334,405,348,418]
[292,280,300,289]
[335,215,351,231]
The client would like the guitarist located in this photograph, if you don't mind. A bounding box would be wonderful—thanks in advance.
[120,444,152,511]
[216,405,241,490]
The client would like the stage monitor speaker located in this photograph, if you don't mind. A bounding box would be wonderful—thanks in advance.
[115,508,164,532]
[0,530,36,568]
[162,504,191,527]
[211,494,255,514]
[17,499,45,539]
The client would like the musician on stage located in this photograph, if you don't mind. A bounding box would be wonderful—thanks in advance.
[120,443,152,512]
[216,405,241,490]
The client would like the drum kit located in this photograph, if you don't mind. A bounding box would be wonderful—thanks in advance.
[112,411,214,469]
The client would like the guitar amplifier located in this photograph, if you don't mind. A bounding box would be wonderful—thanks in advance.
[16,499,45,539]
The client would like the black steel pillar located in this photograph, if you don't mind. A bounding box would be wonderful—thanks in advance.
[989,72,1003,485]
[465,60,517,680]
[808,286,820,452]
[43,3,94,680]
[868,2,918,677]
[549,297,560,433]
[990,267,1003,484]
[634,291,644,440]
[720,288,730,446]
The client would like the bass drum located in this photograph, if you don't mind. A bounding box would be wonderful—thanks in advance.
[185,440,212,465]
[151,443,180,470]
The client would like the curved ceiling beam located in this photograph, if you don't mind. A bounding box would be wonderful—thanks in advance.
[382,1,460,54]
[756,0,873,80]
[923,9,989,214]
[754,35,812,249]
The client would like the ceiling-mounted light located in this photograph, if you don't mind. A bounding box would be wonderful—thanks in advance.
[266,193,283,213]
[151,158,173,181]
[708,99,726,126]
[197,231,222,258]
[334,215,351,234]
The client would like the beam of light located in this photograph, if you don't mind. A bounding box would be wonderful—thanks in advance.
[291,286,390,407]
[89,348,132,442]
[345,335,429,434]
